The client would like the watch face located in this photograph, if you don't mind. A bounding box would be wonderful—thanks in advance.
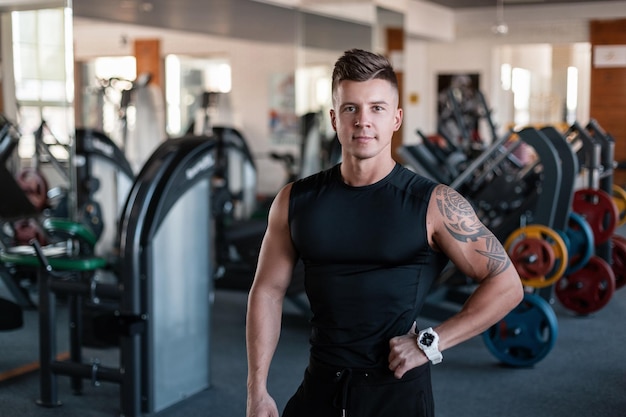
[420,333,435,347]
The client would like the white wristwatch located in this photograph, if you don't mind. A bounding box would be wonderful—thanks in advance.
[417,327,443,364]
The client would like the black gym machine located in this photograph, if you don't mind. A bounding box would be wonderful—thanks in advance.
[0,80,320,415]
[0,125,218,416]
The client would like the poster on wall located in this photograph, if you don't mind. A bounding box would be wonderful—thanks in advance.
[269,73,300,145]
[593,45,626,68]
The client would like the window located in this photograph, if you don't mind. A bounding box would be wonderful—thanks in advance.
[12,7,73,159]
[511,67,531,128]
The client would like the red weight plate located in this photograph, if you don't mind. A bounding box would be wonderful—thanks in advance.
[12,218,46,245]
[573,189,618,245]
[555,256,616,315]
[509,238,555,279]
[16,168,49,211]
[610,235,626,289]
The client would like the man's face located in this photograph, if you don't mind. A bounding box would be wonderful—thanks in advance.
[330,78,402,161]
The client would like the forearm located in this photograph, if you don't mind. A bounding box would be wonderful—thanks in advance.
[246,288,285,396]
[388,268,522,378]
[436,266,523,352]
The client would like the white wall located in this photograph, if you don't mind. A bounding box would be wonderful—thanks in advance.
[402,39,429,145]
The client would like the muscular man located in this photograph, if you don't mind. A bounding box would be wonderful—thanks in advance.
[246,48,523,417]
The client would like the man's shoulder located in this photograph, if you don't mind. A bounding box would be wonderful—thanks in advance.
[391,164,441,196]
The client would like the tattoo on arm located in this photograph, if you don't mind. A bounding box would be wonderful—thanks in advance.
[435,186,511,276]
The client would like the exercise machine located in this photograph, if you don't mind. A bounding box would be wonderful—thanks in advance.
[0,136,216,416]
[75,128,135,259]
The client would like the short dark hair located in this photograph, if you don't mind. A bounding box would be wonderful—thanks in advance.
[331,49,398,95]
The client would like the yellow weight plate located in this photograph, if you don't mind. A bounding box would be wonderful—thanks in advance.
[504,224,568,288]
[612,184,626,227]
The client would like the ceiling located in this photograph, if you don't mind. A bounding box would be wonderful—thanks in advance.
[71,0,625,48]
[72,0,374,48]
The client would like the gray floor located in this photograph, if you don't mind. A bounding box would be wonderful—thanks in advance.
[1,275,625,417]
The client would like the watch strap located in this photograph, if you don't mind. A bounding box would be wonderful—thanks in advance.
[426,349,443,364]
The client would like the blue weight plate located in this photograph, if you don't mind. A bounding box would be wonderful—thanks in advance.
[482,293,558,367]
[564,212,595,275]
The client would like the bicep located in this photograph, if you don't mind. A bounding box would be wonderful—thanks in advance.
[250,184,298,298]
[428,185,511,281]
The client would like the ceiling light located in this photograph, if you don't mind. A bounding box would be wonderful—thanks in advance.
[492,22,509,35]
[491,0,509,35]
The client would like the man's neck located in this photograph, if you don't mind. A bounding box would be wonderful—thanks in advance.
[340,157,396,187]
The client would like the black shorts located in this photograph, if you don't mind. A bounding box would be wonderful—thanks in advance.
[282,358,434,417]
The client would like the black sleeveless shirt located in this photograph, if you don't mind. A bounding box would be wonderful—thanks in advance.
[289,163,449,369]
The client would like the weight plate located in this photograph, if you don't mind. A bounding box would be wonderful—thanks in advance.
[563,212,595,275]
[508,238,555,280]
[572,188,619,245]
[504,224,568,288]
[16,168,49,211]
[610,235,626,289]
[12,218,45,246]
[482,293,558,367]
[612,185,626,227]
[555,255,616,315]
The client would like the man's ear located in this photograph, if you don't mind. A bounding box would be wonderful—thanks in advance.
[394,108,403,132]
[330,109,337,131]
